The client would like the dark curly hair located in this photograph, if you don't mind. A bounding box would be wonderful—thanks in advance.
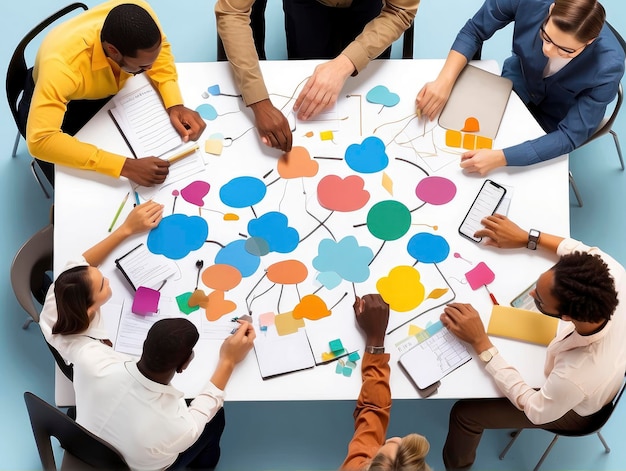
[101,4,161,58]
[552,252,618,323]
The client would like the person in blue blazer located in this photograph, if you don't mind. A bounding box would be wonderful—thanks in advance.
[416,0,625,175]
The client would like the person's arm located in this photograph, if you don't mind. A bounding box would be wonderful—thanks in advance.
[83,201,164,266]
[473,214,564,253]
[294,0,417,121]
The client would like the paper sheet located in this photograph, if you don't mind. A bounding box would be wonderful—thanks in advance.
[115,243,179,290]
[253,325,315,379]
[113,303,163,357]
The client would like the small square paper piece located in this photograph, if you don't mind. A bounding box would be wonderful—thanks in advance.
[132,286,161,316]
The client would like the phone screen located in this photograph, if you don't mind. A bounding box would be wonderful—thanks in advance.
[458,180,506,242]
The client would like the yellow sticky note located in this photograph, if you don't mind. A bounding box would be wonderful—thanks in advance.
[462,133,476,150]
[204,139,224,155]
[408,324,424,336]
[321,352,335,362]
[274,311,305,336]
[475,135,493,149]
[320,130,334,141]
[382,172,393,195]
[445,130,462,148]
[223,213,239,221]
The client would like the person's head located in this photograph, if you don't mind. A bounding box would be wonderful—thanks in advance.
[140,318,199,375]
[101,3,162,74]
[540,0,605,59]
[532,252,618,323]
[367,433,431,471]
[53,266,112,335]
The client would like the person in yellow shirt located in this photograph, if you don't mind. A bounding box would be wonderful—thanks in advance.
[20,0,206,186]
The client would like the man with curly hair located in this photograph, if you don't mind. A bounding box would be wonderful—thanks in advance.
[440,214,626,470]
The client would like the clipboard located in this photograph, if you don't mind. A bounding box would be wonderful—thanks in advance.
[439,64,513,139]
[115,243,178,291]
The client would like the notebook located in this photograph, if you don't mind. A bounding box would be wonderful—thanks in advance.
[438,64,513,139]
[487,305,558,346]
[398,321,472,390]
[115,243,178,291]
[253,326,316,379]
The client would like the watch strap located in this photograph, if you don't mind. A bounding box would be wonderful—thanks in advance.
[365,345,385,354]
[527,229,540,250]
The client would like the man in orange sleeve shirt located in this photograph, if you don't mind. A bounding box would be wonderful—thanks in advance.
[20,0,205,186]
[341,294,431,470]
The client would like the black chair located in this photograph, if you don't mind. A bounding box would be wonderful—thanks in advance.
[499,373,626,471]
[6,2,88,198]
[24,392,129,470]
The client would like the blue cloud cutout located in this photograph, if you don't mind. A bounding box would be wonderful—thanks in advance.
[196,103,218,120]
[219,176,267,208]
[215,239,260,277]
[316,271,343,290]
[407,232,450,264]
[247,212,299,254]
[345,136,389,173]
[313,236,373,283]
[147,214,208,260]
[366,85,400,107]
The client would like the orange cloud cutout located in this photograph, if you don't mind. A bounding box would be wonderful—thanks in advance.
[205,290,237,321]
[376,266,425,312]
[277,146,319,179]
[292,294,331,320]
[202,264,242,291]
[266,259,308,285]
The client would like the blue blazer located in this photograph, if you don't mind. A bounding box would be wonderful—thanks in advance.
[452,0,625,165]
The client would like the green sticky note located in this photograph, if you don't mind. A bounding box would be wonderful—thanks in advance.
[329,339,344,353]
[335,362,344,374]
[346,361,357,369]
[176,292,200,315]
[348,351,360,362]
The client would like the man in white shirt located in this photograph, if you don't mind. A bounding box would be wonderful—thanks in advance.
[440,214,626,470]
[64,317,255,470]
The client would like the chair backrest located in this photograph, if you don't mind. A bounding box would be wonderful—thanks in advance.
[6,2,88,136]
[24,392,129,470]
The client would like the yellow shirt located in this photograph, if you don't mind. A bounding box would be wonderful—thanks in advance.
[215,0,419,106]
[27,0,183,178]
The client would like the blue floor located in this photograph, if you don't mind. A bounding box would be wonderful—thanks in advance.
[2,1,626,469]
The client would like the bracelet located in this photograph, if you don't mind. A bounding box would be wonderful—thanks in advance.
[365,345,385,354]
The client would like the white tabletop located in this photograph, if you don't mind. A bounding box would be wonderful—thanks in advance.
[54,59,569,405]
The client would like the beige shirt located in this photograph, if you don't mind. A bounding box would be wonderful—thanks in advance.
[486,238,626,424]
[215,0,419,105]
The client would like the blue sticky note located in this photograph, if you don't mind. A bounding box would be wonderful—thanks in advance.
[207,84,221,96]
[342,366,353,377]
[329,339,344,353]
[335,362,344,374]
[348,351,361,362]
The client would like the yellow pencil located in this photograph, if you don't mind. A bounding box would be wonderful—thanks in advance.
[108,192,130,232]
[168,145,199,164]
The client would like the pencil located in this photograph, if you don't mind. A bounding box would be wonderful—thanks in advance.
[108,192,130,232]
[168,145,199,164]
[484,285,499,305]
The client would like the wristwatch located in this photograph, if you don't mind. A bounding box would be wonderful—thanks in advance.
[478,346,499,363]
[365,346,385,354]
[527,229,541,250]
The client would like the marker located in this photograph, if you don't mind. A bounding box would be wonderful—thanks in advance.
[484,285,499,305]
[108,192,130,232]
[168,145,199,164]
[134,191,141,206]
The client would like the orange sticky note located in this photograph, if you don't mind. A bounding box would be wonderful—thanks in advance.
[274,311,305,336]
[462,133,476,150]
[445,130,462,147]
[382,172,393,195]
[475,135,493,149]
[461,116,480,132]
[223,213,239,221]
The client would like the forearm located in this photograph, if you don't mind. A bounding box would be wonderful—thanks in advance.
[210,358,236,391]
[83,224,136,267]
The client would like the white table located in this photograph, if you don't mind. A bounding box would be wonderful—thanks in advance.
[54,59,569,406]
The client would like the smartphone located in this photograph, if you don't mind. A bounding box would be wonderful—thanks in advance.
[458,179,507,242]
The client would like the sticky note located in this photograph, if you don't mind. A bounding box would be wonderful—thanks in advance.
[275,311,305,336]
[346,361,357,369]
[465,261,496,290]
[445,130,462,148]
[176,292,200,315]
[408,324,424,337]
[320,130,334,141]
[205,139,224,155]
[223,213,239,221]
[322,352,334,362]
[335,362,344,374]
[348,351,360,362]
[342,366,353,377]
[132,286,160,316]
[382,172,393,195]
[207,84,221,95]
[259,312,276,328]
[461,116,480,132]
[475,135,493,149]
[462,133,476,150]
[329,339,344,353]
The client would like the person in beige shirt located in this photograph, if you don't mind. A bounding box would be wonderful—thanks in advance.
[215,0,419,153]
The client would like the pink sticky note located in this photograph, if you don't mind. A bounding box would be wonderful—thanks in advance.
[132,286,161,315]
[465,262,495,290]
[258,312,275,328]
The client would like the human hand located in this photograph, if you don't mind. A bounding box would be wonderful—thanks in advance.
[415,78,454,121]
[250,99,293,152]
[293,55,354,120]
[460,149,507,175]
[121,157,170,186]
[219,321,256,367]
[440,303,492,353]
[120,200,164,235]
[167,104,206,141]
[354,294,390,346]
[474,214,528,249]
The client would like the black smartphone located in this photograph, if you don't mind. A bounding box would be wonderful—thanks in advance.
[458,179,507,242]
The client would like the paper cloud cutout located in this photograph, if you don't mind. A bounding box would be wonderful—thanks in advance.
[266,260,308,285]
[316,271,343,290]
[205,290,237,321]
[415,176,456,206]
[147,214,208,260]
[196,103,218,120]
[248,212,299,254]
[366,200,411,241]
[366,85,400,107]
[219,176,267,208]
[407,233,450,264]
[181,180,210,207]
[313,236,373,283]
[345,136,389,173]
[202,264,242,291]
[215,240,260,277]
[278,147,319,179]
[376,266,425,312]
[317,175,370,212]
[292,294,331,321]
[245,236,270,256]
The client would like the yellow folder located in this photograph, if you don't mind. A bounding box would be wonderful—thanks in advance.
[487,305,559,346]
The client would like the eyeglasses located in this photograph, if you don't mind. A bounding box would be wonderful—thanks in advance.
[539,22,587,57]
[532,288,562,318]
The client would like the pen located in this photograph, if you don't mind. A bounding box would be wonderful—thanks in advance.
[134,191,140,206]
[108,192,130,232]
[168,145,199,164]
[484,285,499,305]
